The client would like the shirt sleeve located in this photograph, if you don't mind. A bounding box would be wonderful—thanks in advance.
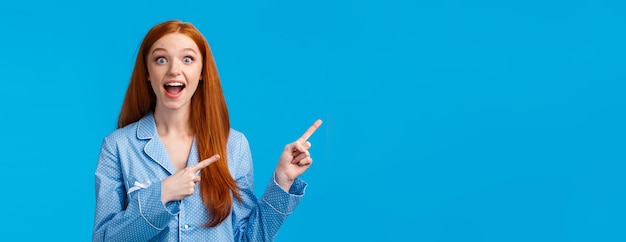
[92,136,180,242]
[230,133,308,242]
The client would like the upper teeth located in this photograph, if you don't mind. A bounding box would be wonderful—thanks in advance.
[165,82,184,87]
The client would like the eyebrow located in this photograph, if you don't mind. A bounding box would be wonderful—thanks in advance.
[151,47,198,55]
[182,48,198,54]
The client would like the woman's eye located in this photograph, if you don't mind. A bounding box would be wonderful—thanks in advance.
[156,57,167,64]
[183,57,193,63]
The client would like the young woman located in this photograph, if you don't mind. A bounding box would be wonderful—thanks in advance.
[92,20,322,241]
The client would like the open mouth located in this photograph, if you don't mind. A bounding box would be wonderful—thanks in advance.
[164,82,186,96]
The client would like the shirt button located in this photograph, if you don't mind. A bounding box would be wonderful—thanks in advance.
[184,224,189,229]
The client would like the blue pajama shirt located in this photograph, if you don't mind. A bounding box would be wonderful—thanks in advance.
[92,113,306,241]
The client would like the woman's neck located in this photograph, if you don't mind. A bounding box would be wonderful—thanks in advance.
[154,106,193,138]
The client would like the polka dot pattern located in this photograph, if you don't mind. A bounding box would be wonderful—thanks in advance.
[92,113,307,241]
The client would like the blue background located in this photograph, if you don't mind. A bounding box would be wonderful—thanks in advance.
[1,0,625,241]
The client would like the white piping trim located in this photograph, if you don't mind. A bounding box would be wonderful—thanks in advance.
[138,192,166,231]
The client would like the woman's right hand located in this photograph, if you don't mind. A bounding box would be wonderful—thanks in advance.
[161,154,220,204]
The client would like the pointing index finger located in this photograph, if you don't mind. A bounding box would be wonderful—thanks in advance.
[189,154,220,172]
[298,119,323,142]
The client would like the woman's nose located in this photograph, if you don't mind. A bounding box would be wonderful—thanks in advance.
[168,61,182,76]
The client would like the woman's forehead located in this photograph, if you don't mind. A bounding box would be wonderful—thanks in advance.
[150,33,200,52]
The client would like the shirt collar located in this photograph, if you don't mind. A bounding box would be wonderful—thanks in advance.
[136,112,156,140]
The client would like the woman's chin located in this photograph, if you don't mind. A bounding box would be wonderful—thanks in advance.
[157,100,190,112]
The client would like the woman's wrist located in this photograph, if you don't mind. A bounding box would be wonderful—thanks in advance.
[274,169,294,192]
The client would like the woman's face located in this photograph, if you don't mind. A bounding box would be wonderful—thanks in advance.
[146,33,203,112]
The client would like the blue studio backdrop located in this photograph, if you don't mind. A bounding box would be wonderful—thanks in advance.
[0,0,624,241]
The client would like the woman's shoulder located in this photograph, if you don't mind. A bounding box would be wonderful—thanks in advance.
[228,128,248,145]
[104,114,154,141]
[228,128,244,139]
[102,120,142,145]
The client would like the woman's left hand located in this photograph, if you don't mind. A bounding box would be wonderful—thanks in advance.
[275,119,322,192]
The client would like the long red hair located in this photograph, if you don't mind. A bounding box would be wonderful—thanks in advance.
[117,20,241,227]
